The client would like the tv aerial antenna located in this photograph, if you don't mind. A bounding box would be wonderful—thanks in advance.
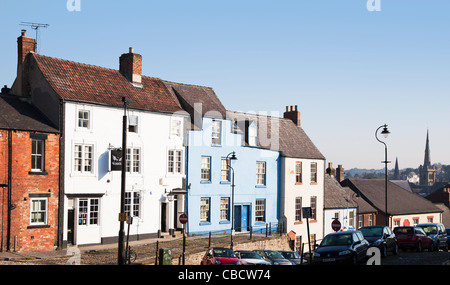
[19,22,50,53]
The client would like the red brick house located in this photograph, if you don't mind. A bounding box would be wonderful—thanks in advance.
[0,93,60,252]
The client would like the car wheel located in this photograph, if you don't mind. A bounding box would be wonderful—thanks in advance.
[351,254,358,265]
[416,241,422,252]
[428,242,434,252]
[392,243,398,255]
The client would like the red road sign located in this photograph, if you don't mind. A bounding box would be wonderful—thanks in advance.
[331,219,341,232]
[179,214,188,224]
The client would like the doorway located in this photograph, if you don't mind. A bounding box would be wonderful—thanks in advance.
[67,209,75,245]
[234,205,250,232]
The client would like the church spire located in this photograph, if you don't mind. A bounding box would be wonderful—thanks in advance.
[393,157,400,180]
[424,129,431,168]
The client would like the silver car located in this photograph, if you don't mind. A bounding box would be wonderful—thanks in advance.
[417,223,448,251]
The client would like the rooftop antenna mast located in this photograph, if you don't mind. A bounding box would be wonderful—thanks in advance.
[19,22,49,53]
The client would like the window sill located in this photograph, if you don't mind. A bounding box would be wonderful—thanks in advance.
[200,181,212,184]
[255,185,266,188]
[27,224,50,229]
[220,181,231,185]
[28,171,48,176]
[199,222,211,226]
[219,221,230,225]
[295,182,303,185]
[294,221,303,225]
[310,182,318,185]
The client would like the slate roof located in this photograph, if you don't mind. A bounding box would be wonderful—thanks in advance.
[30,53,184,113]
[341,178,442,216]
[227,111,325,159]
[324,175,358,209]
[0,94,58,133]
[163,81,226,129]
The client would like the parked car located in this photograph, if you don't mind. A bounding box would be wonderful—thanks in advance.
[253,249,292,265]
[359,226,398,257]
[446,228,450,248]
[393,226,434,252]
[312,230,369,265]
[235,251,271,265]
[200,247,241,265]
[278,250,305,265]
[417,223,449,251]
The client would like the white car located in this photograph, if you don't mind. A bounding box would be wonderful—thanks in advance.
[235,251,271,265]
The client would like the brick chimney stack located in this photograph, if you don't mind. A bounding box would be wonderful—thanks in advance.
[12,30,37,96]
[119,47,142,86]
[283,105,301,127]
[336,165,345,182]
[18,30,36,65]
[326,162,336,177]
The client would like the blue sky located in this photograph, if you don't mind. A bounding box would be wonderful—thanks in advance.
[0,0,449,169]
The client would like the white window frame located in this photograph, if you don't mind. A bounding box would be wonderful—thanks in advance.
[30,198,48,226]
[73,143,94,174]
[78,198,100,226]
[31,139,45,172]
[125,191,141,218]
[77,109,90,129]
[126,148,141,174]
[167,149,183,175]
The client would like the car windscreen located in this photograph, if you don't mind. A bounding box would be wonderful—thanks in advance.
[419,226,437,235]
[394,227,413,234]
[281,251,301,259]
[214,248,237,258]
[239,252,263,259]
[360,227,383,237]
[320,234,352,246]
[265,251,285,259]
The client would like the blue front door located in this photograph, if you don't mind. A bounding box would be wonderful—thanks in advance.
[241,205,249,232]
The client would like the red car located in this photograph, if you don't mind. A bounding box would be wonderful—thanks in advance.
[394,226,434,252]
[200,247,241,265]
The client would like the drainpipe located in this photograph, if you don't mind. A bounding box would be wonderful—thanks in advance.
[6,130,12,251]
[57,99,65,248]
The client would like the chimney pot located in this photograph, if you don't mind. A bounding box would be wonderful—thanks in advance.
[283,104,301,127]
[120,48,142,86]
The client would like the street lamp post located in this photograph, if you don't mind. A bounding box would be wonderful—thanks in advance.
[375,124,390,226]
[118,97,132,265]
[226,151,237,249]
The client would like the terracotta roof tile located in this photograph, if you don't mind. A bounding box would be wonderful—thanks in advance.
[31,53,183,113]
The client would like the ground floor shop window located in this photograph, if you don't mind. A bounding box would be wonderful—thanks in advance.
[78,198,99,226]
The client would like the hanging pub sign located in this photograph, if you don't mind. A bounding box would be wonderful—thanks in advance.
[110,149,123,171]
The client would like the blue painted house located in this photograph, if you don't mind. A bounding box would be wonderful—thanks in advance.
[164,81,280,235]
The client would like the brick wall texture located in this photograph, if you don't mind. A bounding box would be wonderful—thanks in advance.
[0,130,59,252]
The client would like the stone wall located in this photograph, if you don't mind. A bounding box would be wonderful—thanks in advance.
[176,235,291,265]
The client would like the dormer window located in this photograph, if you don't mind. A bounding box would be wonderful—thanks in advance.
[212,120,221,145]
[248,124,258,146]
[128,115,138,133]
